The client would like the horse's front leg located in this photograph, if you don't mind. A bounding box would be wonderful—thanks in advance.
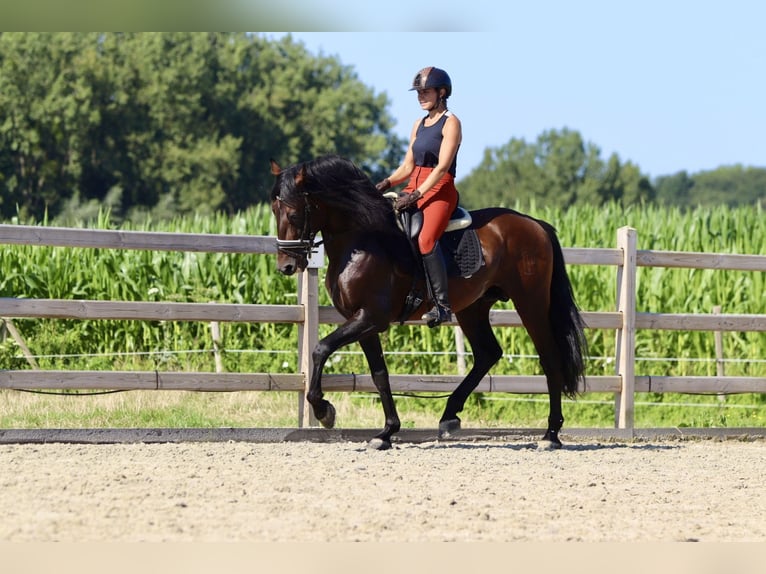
[359,334,400,450]
[306,312,379,430]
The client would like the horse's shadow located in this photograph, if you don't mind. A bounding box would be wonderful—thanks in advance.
[382,440,681,452]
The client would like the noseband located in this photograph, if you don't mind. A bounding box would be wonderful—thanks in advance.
[275,193,321,260]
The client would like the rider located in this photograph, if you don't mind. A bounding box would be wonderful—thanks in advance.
[375,66,461,328]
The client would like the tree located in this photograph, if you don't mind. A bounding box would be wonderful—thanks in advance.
[0,33,406,223]
[457,128,655,209]
[655,170,695,206]
[0,33,104,220]
[691,165,766,207]
[654,166,766,208]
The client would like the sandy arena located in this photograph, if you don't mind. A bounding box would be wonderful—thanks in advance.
[1,434,764,542]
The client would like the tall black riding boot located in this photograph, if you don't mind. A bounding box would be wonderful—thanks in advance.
[421,243,452,328]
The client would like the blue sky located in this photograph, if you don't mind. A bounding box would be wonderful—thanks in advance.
[266,1,765,180]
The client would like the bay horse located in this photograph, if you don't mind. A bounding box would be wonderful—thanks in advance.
[270,154,587,450]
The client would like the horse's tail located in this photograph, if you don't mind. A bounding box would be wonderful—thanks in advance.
[540,220,588,398]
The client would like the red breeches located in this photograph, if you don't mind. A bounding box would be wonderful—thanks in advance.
[402,167,458,254]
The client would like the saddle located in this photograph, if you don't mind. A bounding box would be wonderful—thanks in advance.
[400,207,483,278]
[392,200,485,324]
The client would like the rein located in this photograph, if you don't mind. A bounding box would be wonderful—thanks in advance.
[275,193,322,260]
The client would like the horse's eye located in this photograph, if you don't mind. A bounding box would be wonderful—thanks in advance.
[287,213,302,226]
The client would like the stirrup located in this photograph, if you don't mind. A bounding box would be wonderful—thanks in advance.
[422,304,451,328]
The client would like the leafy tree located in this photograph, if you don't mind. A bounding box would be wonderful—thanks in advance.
[457,128,655,209]
[0,33,102,220]
[655,166,766,208]
[655,170,695,206]
[0,32,406,223]
[691,165,766,207]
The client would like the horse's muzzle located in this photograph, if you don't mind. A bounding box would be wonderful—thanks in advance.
[276,239,311,275]
[277,261,300,276]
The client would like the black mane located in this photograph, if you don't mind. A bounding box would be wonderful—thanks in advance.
[272,155,398,233]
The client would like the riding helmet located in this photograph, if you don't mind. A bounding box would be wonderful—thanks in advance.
[410,66,452,98]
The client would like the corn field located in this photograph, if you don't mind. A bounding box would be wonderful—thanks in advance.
[0,202,764,380]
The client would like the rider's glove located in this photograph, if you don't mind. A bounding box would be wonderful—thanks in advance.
[395,189,422,211]
[375,178,392,192]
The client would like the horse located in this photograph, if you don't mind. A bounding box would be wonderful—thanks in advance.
[270,154,587,450]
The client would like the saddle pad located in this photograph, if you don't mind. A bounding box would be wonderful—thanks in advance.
[440,227,483,278]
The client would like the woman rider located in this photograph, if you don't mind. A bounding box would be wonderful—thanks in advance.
[375,66,461,328]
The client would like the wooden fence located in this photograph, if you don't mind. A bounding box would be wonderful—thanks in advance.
[0,223,764,430]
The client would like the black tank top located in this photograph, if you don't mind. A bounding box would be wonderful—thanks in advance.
[412,112,457,176]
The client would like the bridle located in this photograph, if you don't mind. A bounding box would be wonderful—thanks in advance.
[274,192,322,261]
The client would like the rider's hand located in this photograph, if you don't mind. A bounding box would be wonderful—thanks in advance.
[375,178,392,192]
[395,190,422,211]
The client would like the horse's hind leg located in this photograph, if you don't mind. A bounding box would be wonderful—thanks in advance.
[359,334,400,450]
[514,300,566,449]
[439,298,503,438]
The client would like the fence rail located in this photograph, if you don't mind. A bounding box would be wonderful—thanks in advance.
[1,223,764,430]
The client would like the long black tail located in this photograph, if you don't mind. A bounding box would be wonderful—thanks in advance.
[540,221,588,398]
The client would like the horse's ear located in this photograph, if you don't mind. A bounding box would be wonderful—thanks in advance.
[269,159,281,176]
[295,165,307,187]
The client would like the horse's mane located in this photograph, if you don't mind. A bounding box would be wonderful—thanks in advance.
[273,154,398,233]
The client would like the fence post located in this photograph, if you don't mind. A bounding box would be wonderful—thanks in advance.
[614,226,637,430]
[297,244,323,428]
[713,305,725,377]
[713,305,726,402]
[209,320,224,373]
[454,326,466,376]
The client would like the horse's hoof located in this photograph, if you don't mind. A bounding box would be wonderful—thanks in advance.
[367,437,392,451]
[538,430,562,450]
[317,402,336,429]
[438,418,461,439]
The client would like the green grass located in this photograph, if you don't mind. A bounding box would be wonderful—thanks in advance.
[2,388,764,430]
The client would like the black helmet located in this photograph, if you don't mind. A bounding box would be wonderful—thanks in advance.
[410,66,452,98]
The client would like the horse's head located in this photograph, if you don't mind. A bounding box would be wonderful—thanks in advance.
[270,159,321,275]
[270,155,399,274]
